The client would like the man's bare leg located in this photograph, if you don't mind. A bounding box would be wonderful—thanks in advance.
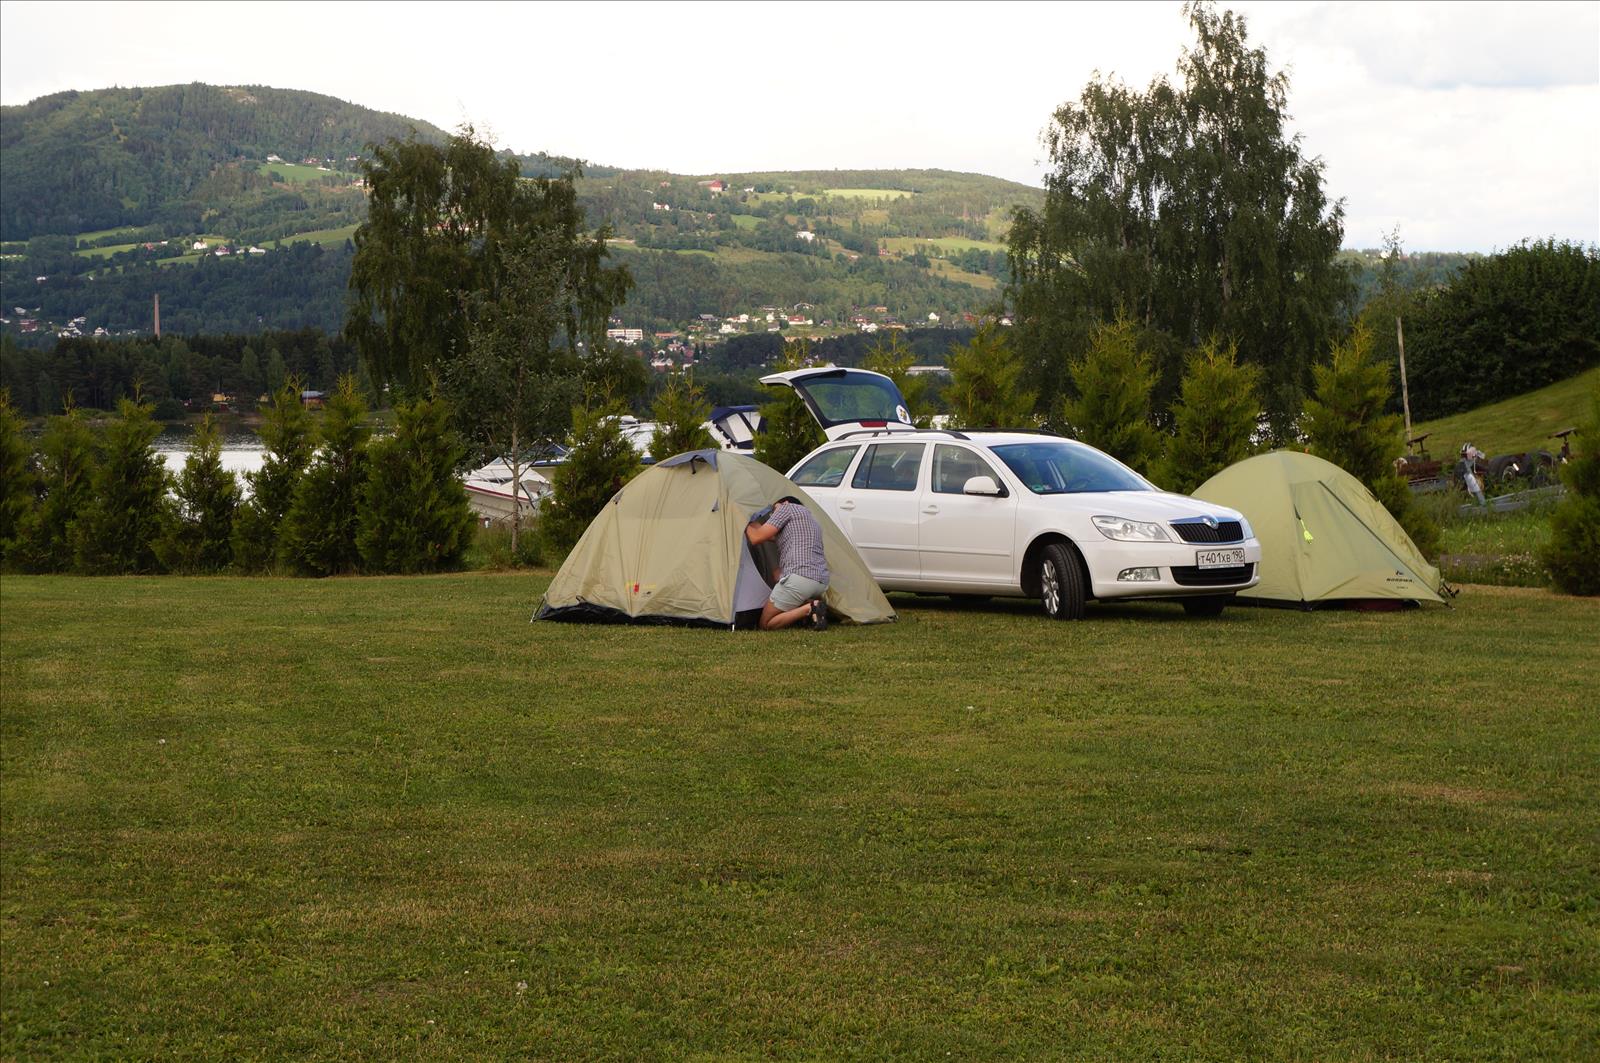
[759,599,816,630]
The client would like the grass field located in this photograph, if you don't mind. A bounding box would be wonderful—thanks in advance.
[882,236,1008,255]
[273,223,360,249]
[3,573,1596,1058]
[266,163,359,184]
[1409,367,1599,457]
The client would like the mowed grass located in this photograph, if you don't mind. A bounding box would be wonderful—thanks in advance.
[274,223,360,249]
[266,163,358,184]
[2,574,1597,1059]
[1410,367,1599,457]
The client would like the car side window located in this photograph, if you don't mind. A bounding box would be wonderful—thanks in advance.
[851,442,925,491]
[791,446,859,488]
[932,444,1002,494]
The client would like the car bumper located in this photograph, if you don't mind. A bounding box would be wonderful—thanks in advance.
[1083,539,1262,600]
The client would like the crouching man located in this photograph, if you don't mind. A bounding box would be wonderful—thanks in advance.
[746,496,831,631]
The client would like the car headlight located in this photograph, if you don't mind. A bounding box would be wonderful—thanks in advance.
[1092,515,1172,542]
[1237,516,1255,540]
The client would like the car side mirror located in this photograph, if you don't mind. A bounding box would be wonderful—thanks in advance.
[963,475,1004,496]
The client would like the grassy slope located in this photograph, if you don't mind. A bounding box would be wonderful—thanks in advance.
[1409,366,1599,456]
[3,573,1596,1059]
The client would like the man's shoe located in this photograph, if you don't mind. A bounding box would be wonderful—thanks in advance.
[811,599,828,631]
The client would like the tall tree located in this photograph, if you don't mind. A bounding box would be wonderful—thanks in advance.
[156,413,241,573]
[279,376,371,576]
[1007,1,1350,439]
[945,326,1037,429]
[347,127,630,398]
[1303,324,1437,557]
[446,239,585,555]
[1060,316,1162,475]
[1154,337,1261,493]
[72,397,172,574]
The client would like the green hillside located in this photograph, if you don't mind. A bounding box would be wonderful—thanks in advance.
[1408,366,1599,457]
[0,84,449,239]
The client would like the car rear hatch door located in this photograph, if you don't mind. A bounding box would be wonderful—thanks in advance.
[759,366,915,441]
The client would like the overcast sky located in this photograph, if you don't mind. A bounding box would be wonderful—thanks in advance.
[2,0,1595,253]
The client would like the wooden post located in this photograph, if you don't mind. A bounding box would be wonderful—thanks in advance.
[1396,315,1412,443]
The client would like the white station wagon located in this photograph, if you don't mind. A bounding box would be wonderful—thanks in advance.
[763,366,1262,619]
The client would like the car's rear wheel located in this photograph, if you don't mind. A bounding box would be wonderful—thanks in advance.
[1039,543,1085,620]
[1181,595,1230,618]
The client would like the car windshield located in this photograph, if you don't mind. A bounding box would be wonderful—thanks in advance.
[989,440,1151,494]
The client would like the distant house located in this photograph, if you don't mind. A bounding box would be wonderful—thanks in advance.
[605,327,644,344]
[192,240,208,251]
[301,390,327,409]
[248,246,266,255]
[795,231,816,243]
[266,154,284,163]
[928,312,940,323]
[699,179,726,193]
[652,202,671,211]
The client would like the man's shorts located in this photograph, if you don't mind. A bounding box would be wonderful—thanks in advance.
[770,572,827,611]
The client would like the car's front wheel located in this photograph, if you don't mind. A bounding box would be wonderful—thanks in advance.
[1181,595,1230,618]
[1039,543,1085,620]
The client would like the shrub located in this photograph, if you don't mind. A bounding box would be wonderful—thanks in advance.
[542,401,643,556]
[72,397,172,574]
[753,342,824,473]
[946,326,1036,429]
[1305,324,1439,558]
[279,376,370,576]
[156,413,241,573]
[1060,316,1161,475]
[356,396,475,574]
[0,390,36,563]
[1542,383,1600,595]
[8,401,96,572]
[649,373,716,460]
[1154,338,1262,493]
[232,381,316,572]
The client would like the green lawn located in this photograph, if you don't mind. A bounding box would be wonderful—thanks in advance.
[274,223,360,249]
[1409,367,1599,457]
[2,574,1596,1058]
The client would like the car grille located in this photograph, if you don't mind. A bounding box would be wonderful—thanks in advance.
[1170,520,1244,544]
[1171,563,1255,587]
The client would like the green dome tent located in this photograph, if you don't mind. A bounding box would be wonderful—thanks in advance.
[1193,450,1446,607]
[537,450,896,628]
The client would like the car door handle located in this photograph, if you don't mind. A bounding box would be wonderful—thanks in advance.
[839,500,855,511]
[922,505,939,515]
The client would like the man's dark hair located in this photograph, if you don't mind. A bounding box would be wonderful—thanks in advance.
[777,495,803,506]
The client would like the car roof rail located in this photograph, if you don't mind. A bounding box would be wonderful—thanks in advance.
[832,427,974,442]
[955,427,1065,438]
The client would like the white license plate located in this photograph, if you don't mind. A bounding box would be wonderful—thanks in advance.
[1196,547,1246,569]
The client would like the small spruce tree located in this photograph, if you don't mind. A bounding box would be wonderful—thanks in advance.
[72,396,172,574]
[542,401,644,556]
[1154,338,1262,493]
[9,398,96,572]
[1060,316,1162,475]
[156,413,241,573]
[649,372,716,460]
[233,381,316,572]
[357,395,475,574]
[279,376,371,576]
[753,342,825,473]
[945,325,1037,429]
[1541,384,1600,595]
[862,331,932,427]
[1303,324,1438,558]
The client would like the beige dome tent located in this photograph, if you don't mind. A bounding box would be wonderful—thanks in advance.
[1193,450,1446,607]
[537,450,896,628]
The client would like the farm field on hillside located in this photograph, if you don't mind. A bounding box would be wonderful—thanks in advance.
[266,163,359,183]
[3,573,1596,1059]
[882,236,1008,254]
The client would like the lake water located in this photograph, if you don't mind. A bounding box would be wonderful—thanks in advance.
[154,428,267,482]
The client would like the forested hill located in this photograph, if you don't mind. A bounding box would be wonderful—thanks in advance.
[0,84,452,239]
